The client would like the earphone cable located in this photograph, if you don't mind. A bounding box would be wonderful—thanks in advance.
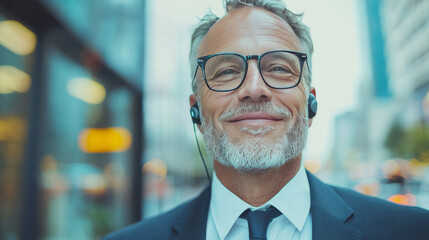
[193,123,212,186]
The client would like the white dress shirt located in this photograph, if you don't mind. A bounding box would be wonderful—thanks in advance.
[206,164,312,240]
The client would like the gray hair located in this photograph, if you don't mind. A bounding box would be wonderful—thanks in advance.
[190,0,314,94]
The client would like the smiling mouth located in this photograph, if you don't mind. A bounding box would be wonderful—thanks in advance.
[229,112,282,126]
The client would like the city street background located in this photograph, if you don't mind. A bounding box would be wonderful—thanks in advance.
[0,0,428,239]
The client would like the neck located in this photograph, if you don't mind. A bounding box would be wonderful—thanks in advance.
[214,155,302,207]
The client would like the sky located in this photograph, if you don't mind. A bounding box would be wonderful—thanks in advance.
[147,0,368,165]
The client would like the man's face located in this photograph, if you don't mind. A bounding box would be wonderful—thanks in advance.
[191,7,313,171]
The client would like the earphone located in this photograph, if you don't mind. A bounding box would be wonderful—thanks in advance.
[190,94,318,124]
[308,93,318,118]
[190,103,201,124]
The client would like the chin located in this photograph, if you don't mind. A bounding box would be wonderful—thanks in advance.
[240,126,275,136]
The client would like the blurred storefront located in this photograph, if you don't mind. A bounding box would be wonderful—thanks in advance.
[0,0,145,239]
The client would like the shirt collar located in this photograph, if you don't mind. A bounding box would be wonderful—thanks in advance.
[268,163,311,231]
[210,171,250,240]
[209,164,311,239]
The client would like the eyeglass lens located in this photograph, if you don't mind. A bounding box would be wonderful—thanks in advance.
[203,51,301,91]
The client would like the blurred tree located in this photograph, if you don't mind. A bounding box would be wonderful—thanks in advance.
[385,120,406,157]
[88,205,113,239]
[385,121,429,163]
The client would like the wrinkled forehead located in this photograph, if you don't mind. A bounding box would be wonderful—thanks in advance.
[198,7,302,57]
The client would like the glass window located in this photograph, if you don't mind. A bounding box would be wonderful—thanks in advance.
[37,41,139,239]
[39,0,145,86]
[0,13,35,239]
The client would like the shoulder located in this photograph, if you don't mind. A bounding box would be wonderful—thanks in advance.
[331,185,429,237]
[103,204,187,240]
[307,172,429,239]
[333,185,428,217]
[102,187,210,240]
[308,171,429,221]
[102,201,187,240]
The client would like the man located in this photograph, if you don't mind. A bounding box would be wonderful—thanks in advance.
[104,0,429,239]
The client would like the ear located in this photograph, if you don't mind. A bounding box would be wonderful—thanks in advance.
[189,94,197,107]
[308,87,316,127]
[189,94,204,133]
[310,88,316,98]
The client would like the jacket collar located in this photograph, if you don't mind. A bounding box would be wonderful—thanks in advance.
[170,186,211,240]
[307,171,364,240]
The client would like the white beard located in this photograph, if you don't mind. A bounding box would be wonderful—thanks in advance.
[200,101,309,172]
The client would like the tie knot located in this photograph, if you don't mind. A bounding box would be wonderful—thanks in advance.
[241,206,281,240]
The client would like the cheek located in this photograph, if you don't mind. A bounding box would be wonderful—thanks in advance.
[295,85,309,112]
[200,92,231,125]
[276,89,307,114]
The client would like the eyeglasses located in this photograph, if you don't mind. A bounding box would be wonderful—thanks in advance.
[193,50,308,92]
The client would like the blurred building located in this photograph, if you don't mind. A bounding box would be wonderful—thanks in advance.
[381,0,429,125]
[331,111,368,185]
[332,0,429,208]
[379,0,429,208]
[0,0,145,239]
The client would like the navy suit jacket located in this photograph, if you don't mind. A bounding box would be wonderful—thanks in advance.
[104,172,429,239]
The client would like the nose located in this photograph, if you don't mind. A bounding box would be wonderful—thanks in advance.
[237,61,272,102]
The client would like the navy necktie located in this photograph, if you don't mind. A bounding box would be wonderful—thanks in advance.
[241,206,282,240]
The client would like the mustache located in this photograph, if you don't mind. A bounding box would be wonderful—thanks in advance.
[219,102,292,121]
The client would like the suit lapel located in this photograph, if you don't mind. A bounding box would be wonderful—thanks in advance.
[307,172,364,240]
[170,186,211,240]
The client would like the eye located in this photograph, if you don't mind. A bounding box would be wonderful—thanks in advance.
[268,65,292,73]
[214,68,240,78]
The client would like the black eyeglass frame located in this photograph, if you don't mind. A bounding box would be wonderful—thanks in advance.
[193,50,309,92]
